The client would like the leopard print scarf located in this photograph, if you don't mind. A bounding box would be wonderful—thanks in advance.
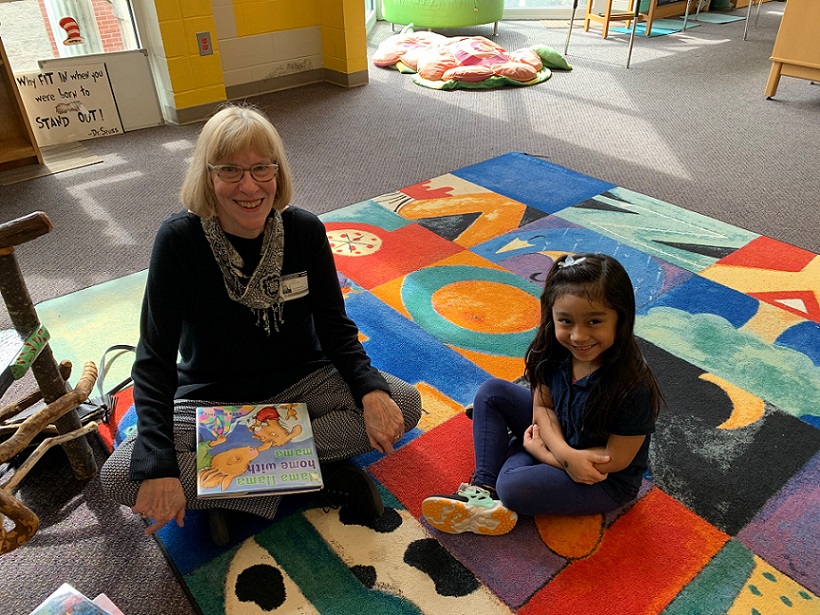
[201,210,285,334]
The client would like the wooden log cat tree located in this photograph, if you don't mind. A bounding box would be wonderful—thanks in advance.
[0,211,98,554]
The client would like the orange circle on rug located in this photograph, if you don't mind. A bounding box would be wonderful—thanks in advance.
[431,281,540,334]
[535,513,604,560]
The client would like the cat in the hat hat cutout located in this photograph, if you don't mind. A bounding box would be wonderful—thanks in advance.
[59,17,85,45]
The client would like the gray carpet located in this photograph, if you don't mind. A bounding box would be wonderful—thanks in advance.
[2,8,819,613]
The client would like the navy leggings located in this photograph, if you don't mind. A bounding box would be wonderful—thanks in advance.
[471,378,622,516]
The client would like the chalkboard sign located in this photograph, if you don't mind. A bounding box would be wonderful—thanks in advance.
[15,62,124,147]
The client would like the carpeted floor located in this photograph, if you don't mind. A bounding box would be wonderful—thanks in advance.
[0,142,102,186]
[36,152,820,614]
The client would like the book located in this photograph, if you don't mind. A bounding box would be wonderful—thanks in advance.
[92,593,125,615]
[196,403,323,499]
[29,583,112,615]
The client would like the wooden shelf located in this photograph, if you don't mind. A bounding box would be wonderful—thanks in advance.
[0,35,43,172]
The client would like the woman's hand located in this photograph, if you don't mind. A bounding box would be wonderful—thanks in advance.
[561,448,611,485]
[131,477,186,535]
[362,390,405,454]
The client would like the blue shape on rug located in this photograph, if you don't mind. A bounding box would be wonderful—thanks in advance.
[344,286,490,405]
[638,274,759,328]
[451,152,615,214]
[775,321,820,366]
[156,510,275,576]
[473,216,681,308]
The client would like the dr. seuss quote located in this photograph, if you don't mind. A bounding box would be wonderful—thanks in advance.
[16,63,123,147]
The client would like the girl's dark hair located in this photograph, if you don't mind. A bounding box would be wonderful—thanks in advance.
[524,253,663,436]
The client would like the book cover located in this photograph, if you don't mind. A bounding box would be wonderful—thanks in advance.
[196,403,323,499]
[29,583,112,615]
[92,593,125,615]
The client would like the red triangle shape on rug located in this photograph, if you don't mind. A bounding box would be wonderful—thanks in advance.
[749,290,820,322]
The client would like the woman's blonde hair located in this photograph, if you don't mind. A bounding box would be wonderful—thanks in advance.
[180,104,293,217]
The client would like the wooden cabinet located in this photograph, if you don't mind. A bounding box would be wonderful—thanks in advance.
[0,35,43,172]
[765,0,820,98]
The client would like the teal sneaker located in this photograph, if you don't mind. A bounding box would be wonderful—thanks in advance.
[422,483,517,536]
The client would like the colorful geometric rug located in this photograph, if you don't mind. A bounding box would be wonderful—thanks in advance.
[39,153,820,614]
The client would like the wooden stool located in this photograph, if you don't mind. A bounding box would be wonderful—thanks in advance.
[0,211,98,555]
[584,0,658,38]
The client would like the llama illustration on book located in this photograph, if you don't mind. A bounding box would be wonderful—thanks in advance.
[249,404,303,450]
[196,403,323,498]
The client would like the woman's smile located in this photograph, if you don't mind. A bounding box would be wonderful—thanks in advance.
[212,150,277,238]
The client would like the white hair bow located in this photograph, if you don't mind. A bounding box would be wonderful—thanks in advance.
[557,255,587,268]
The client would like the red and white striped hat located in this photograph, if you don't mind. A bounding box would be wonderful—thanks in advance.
[59,16,85,45]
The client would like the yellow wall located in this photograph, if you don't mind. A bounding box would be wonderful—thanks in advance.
[154,0,227,111]
[153,0,367,115]
[319,0,368,75]
[233,0,320,35]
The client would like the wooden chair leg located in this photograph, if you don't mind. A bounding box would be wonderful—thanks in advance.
[765,61,783,98]
[0,488,39,554]
[602,0,614,38]
[645,0,657,36]
[584,0,595,31]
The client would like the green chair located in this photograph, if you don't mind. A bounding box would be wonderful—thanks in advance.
[381,0,505,37]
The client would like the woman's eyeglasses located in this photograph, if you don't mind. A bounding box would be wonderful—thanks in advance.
[208,163,279,183]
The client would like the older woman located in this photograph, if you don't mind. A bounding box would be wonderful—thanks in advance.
[100,104,421,544]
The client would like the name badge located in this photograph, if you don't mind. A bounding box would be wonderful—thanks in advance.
[281,272,308,301]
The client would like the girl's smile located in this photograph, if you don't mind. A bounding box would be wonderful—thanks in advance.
[552,293,618,373]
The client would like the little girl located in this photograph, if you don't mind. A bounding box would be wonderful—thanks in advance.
[422,253,663,535]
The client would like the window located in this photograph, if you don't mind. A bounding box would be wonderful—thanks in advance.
[365,0,377,33]
[504,0,579,19]
[0,0,140,73]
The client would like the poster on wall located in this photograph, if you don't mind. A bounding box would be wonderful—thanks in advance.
[15,62,124,147]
